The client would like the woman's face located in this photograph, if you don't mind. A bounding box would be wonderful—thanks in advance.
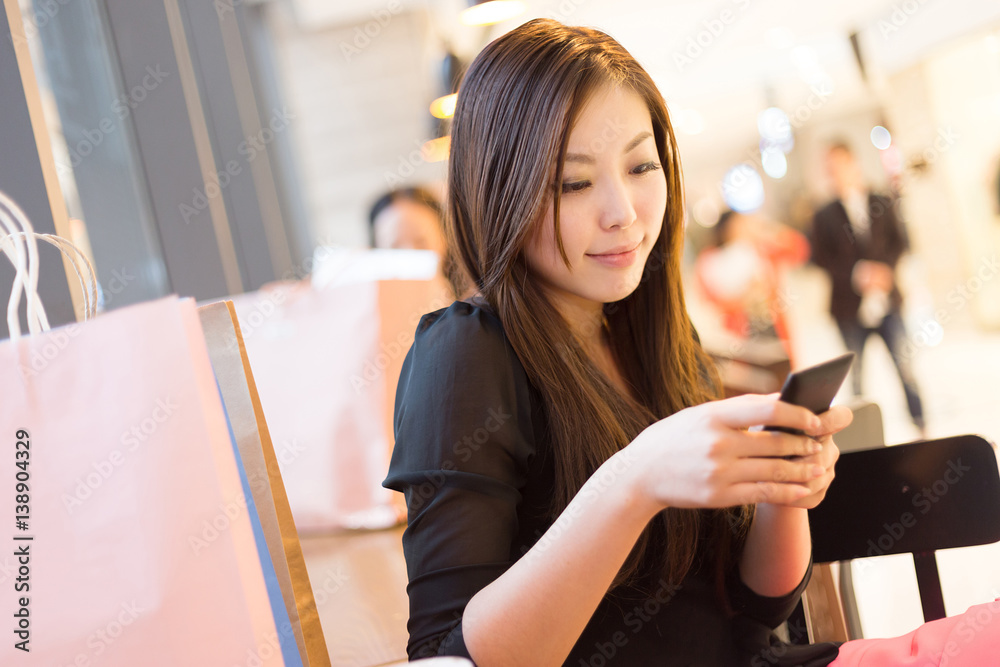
[373,199,447,255]
[524,85,667,321]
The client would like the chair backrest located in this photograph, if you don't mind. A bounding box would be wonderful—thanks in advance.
[832,398,885,453]
[808,434,1000,622]
[810,434,1000,561]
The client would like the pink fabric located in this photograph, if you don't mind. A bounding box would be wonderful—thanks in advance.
[830,598,1000,666]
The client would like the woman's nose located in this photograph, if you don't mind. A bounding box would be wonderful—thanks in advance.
[599,178,638,230]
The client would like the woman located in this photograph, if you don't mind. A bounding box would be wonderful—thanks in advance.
[383,19,996,667]
[368,186,470,299]
[694,209,809,362]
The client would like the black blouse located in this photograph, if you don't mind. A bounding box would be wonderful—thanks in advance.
[383,299,841,666]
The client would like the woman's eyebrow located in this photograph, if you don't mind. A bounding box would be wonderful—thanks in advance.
[564,130,653,164]
[624,130,653,153]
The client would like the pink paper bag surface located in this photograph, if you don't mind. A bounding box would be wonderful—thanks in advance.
[229,277,452,532]
[0,296,284,666]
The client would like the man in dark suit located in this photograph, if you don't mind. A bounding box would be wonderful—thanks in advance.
[810,141,926,434]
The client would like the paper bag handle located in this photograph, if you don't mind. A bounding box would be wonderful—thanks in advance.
[0,191,98,340]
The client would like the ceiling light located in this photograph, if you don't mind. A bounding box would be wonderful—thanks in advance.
[430,93,458,119]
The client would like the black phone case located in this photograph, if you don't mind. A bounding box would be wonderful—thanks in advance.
[763,351,855,436]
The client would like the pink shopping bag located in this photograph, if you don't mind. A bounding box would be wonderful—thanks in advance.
[228,274,451,533]
[0,295,286,665]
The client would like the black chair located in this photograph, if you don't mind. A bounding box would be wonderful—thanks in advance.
[808,434,1000,625]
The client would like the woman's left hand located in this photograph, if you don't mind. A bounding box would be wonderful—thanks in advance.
[765,403,852,509]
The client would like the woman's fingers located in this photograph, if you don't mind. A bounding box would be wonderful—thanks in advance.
[728,481,812,506]
[727,429,823,459]
[711,394,821,433]
[805,405,854,438]
[726,456,826,485]
[798,436,841,468]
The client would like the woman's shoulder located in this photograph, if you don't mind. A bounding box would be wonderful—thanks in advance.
[412,295,512,363]
[392,295,541,473]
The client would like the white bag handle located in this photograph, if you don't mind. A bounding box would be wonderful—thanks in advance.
[2,232,99,321]
[1,191,98,341]
[0,191,44,338]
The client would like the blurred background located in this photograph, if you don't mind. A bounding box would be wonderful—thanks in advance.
[3,0,1000,663]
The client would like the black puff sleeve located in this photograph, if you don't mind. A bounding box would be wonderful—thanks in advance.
[383,300,538,660]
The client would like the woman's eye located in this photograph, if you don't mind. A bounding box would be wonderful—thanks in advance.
[561,180,591,194]
[632,161,661,175]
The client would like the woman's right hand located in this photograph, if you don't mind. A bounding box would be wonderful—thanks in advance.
[617,393,829,513]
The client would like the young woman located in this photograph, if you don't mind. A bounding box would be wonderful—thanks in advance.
[384,19,997,667]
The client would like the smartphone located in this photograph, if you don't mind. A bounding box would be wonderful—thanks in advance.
[763,351,856,436]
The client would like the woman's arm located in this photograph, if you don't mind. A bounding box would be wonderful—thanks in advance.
[739,504,812,597]
[462,395,833,667]
[463,450,659,666]
[738,404,852,597]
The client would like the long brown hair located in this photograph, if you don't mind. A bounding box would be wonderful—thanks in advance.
[445,19,753,597]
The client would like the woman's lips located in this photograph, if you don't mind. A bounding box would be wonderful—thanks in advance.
[587,244,640,268]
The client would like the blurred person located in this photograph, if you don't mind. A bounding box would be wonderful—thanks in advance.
[368,186,448,254]
[694,209,809,362]
[368,186,468,298]
[810,141,926,435]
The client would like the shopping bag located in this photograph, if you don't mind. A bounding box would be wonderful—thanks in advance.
[215,372,303,667]
[199,299,331,666]
[0,295,288,665]
[227,268,451,533]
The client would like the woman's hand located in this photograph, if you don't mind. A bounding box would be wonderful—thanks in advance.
[769,403,851,509]
[619,393,853,514]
